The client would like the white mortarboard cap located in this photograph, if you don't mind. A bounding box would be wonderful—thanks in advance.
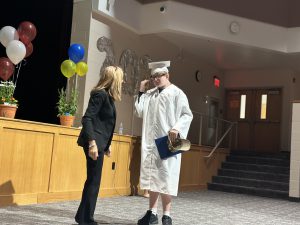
[148,61,171,75]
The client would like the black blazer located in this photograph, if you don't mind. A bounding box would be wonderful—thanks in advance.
[77,89,116,152]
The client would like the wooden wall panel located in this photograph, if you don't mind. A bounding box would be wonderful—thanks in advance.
[0,193,38,206]
[114,140,131,188]
[100,135,133,197]
[100,138,118,193]
[199,149,228,184]
[0,128,53,194]
[179,145,229,191]
[179,148,201,190]
[128,136,141,196]
[0,117,229,207]
[48,134,86,192]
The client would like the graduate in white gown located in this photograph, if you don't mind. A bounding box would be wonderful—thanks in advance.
[135,61,193,225]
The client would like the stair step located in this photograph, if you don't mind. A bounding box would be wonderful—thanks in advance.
[208,150,291,199]
[219,168,289,183]
[226,155,290,167]
[212,176,288,191]
[230,151,290,160]
[222,162,290,174]
[207,183,289,199]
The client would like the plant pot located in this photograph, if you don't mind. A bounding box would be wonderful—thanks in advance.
[0,104,17,118]
[59,115,75,127]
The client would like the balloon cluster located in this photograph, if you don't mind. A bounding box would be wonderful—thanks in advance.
[0,21,37,81]
[60,44,88,78]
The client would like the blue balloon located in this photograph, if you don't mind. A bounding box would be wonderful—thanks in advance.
[68,44,85,63]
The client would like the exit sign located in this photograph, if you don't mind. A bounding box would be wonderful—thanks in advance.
[214,76,220,88]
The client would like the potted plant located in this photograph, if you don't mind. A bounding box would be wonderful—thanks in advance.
[0,81,18,118]
[57,87,79,127]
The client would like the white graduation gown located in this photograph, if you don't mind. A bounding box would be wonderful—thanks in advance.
[135,84,193,196]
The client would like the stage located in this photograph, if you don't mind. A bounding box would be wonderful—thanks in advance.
[0,117,229,207]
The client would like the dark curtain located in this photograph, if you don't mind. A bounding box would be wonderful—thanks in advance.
[0,0,73,124]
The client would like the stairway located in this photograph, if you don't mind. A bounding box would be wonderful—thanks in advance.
[207,151,290,199]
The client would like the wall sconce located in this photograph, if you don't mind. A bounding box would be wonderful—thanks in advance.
[175,48,184,62]
[204,95,209,104]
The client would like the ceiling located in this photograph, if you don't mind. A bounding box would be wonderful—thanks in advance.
[136,0,300,27]
[135,0,300,72]
[155,32,300,72]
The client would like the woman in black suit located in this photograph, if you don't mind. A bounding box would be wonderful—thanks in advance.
[75,66,124,225]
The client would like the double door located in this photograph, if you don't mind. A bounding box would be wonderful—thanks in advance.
[225,89,281,153]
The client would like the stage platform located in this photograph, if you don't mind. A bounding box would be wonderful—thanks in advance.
[0,117,229,207]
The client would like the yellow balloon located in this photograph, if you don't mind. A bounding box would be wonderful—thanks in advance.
[76,62,88,76]
[61,60,76,78]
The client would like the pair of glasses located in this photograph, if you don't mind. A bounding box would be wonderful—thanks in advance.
[150,73,166,80]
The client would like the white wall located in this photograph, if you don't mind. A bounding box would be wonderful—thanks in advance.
[77,12,224,140]
[86,14,143,136]
[97,0,300,53]
[71,1,300,150]
[70,0,92,126]
[289,102,300,198]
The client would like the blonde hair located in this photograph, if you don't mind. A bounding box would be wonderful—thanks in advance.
[92,66,123,101]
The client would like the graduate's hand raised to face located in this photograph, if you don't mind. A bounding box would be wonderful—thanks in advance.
[169,129,179,143]
[140,79,150,92]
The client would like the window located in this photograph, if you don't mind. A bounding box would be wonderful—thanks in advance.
[240,95,246,119]
[260,94,267,119]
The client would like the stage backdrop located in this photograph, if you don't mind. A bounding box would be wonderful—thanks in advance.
[0,0,73,124]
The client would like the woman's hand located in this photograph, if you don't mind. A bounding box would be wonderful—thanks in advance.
[88,145,98,160]
[168,129,179,143]
[105,147,111,157]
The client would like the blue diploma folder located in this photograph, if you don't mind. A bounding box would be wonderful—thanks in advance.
[155,135,183,159]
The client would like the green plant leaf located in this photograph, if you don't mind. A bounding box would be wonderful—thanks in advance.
[57,88,79,116]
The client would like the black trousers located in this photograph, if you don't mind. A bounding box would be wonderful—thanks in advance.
[75,149,104,224]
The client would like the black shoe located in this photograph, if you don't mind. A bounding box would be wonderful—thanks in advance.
[76,222,98,225]
[75,217,98,225]
[162,215,172,225]
[137,210,158,225]
[77,222,98,225]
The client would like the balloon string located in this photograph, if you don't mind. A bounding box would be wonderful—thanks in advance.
[11,65,16,83]
[75,74,78,90]
[14,60,23,89]
[67,78,70,101]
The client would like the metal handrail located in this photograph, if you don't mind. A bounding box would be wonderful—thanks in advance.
[192,111,233,123]
[191,110,236,158]
[203,122,236,158]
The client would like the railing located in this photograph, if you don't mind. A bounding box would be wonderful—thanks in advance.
[189,111,237,158]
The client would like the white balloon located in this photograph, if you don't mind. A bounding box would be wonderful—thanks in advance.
[0,26,19,47]
[6,40,26,65]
